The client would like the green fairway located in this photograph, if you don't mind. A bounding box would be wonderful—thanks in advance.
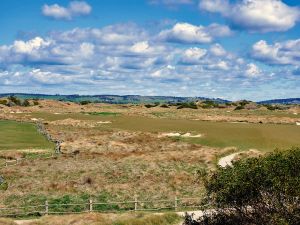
[0,120,54,150]
[107,116,300,151]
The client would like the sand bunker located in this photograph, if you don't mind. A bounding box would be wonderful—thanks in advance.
[97,121,112,124]
[49,118,111,128]
[159,132,202,138]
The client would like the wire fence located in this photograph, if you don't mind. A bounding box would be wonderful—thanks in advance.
[0,197,207,217]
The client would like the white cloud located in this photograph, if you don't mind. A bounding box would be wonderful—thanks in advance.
[245,63,261,77]
[130,41,150,53]
[42,1,91,20]
[252,39,300,65]
[208,61,230,71]
[210,43,226,56]
[199,0,300,33]
[0,23,286,100]
[180,47,207,64]
[13,37,51,54]
[158,22,232,44]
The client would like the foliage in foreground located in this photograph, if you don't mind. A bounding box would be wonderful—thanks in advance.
[184,147,300,225]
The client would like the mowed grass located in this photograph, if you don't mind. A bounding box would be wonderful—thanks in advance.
[0,120,54,150]
[107,116,300,151]
[15,112,300,151]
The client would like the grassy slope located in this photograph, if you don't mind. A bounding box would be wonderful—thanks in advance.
[0,120,54,150]
[15,112,300,151]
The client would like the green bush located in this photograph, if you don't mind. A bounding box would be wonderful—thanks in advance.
[22,99,30,107]
[234,105,244,110]
[80,100,92,105]
[160,104,169,108]
[185,147,300,225]
[201,100,219,109]
[177,102,198,109]
[264,104,284,111]
[145,104,157,108]
[0,100,7,105]
[8,95,21,106]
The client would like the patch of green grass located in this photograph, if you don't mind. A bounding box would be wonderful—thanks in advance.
[86,112,121,116]
[107,116,300,151]
[0,120,54,150]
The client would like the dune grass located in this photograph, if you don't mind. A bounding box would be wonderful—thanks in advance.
[11,213,181,225]
[0,120,54,151]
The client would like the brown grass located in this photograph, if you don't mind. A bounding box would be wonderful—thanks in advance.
[12,213,180,225]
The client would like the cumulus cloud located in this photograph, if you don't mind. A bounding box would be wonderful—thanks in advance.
[245,63,261,77]
[199,0,300,33]
[210,43,226,56]
[158,22,232,44]
[1,23,289,100]
[251,39,300,65]
[42,1,92,20]
[179,47,207,65]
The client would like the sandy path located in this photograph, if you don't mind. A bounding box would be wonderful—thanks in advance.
[14,220,38,225]
[218,152,241,167]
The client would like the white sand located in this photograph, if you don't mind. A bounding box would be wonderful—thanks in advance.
[218,152,241,167]
[97,121,112,124]
[181,132,202,138]
[159,132,202,138]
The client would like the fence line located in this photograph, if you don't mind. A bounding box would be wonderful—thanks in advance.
[0,197,207,217]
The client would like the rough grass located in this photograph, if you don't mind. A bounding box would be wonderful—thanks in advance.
[13,212,180,225]
[0,121,54,151]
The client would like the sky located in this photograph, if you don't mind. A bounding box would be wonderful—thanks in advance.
[0,0,300,101]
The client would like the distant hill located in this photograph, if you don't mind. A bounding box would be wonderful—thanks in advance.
[0,93,229,104]
[1,93,299,105]
[258,98,300,105]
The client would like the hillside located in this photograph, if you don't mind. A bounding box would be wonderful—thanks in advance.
[0,93,228,104]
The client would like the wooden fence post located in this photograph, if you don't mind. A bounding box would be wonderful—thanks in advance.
[89,198,93,213]
[174,196,178,211]
[45,200,49,215]
[134,196,138,212]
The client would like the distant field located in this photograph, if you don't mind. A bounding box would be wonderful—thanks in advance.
[10,112,300,151]
[0,120,54,150]
[106,116,300,151]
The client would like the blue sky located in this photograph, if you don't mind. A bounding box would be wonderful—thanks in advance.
[0,0,300,100]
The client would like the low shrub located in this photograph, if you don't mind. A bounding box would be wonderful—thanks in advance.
[234,105,244,110]
[177,102,198,109]
[184,147,300,225]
